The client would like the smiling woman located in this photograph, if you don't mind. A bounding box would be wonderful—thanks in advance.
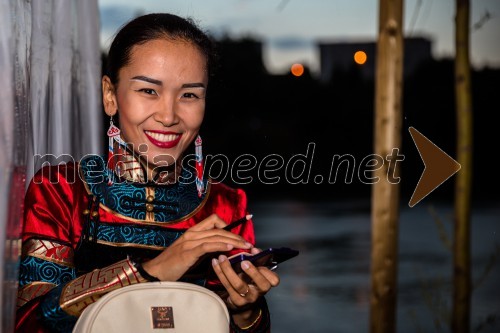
[15,13,277,333]
[102,38,207,175]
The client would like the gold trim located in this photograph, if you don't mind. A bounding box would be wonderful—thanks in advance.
[26,253,75,268]
[96,239,166,251]
[79,163,212,225]
[145,186,155,222]
[60,259,146,316]
[22,239,75,268]
[17,282,57,308]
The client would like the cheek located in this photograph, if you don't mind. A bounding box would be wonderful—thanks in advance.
[116,96,144,129]
[117,108,138,134]
[187,107,205,131]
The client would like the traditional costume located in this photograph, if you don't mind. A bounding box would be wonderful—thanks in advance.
[16,153,270,332]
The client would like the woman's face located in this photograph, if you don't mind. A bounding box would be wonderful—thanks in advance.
[103,38,208,168]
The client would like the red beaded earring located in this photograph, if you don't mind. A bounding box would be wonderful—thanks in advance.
[195,135,204,197]
[106,116,126,185]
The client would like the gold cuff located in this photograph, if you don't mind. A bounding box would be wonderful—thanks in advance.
[17,282,56,309]
[59,258,146,316]
[23,239,74,267]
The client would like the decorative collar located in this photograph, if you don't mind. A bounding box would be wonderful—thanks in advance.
[113,144,181,184]
[80,155,210,223]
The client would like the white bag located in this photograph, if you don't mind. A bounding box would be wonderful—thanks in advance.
[73,281,230,333]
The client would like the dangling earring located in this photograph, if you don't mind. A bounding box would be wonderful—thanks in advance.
[106,115,126,185]
[194,135,205,197]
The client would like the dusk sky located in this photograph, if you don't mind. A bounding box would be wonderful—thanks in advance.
[98,0,500,75]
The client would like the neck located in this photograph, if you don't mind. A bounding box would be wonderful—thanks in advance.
[115,143,183,184]
[146,159,182,185]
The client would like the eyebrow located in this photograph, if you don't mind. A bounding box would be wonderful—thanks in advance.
[130,76,205,89]
[131,76,162,86]
[181,83,206,89]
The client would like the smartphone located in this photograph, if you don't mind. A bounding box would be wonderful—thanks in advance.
[227,247,299,274]
[184,247,299,280]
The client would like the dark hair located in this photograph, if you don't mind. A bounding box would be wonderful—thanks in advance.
[106,13,216,84]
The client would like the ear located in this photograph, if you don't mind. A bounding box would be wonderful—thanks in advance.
[102,75,118,117]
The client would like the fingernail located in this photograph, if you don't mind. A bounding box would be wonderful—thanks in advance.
[241,261,250,270]
[226,244,234,250]
[218,254,226,263]
[244,242,253,248]
[212,258,219,266]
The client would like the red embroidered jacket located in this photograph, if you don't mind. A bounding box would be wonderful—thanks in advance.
[16,158,269,332]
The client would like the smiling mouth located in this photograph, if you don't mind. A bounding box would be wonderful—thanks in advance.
[144,131,182,148]
[145,131,179,142]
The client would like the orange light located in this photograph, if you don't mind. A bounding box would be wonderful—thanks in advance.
[291,63,304,77]
[354,51,367,65]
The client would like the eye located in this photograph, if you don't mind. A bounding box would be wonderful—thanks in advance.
[138,88,157,96]
[182,92,199,99]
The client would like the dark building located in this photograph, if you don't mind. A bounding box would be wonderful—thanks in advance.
[318,36,433,83]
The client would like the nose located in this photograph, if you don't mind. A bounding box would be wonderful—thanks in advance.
[153,98,179,127]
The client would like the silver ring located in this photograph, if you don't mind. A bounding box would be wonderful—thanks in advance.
[239,286,249,297]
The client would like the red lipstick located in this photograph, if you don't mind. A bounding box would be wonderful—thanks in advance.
[144,130,182,149]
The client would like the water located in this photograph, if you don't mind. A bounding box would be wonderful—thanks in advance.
[250,199,500,333]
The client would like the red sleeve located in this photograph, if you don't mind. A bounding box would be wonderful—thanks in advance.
[201,183,257,292]
[22,163,86,246]
[16,163,86,332]
[199,182,256,250]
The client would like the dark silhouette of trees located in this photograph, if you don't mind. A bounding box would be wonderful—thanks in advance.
[99,35,499,203]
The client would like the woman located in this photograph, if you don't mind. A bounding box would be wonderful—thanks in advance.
[16,13,278,332]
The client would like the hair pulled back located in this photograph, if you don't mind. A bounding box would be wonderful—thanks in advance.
[106,13,216,84]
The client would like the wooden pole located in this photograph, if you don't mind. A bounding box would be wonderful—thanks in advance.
[452,0,472,332]
[370,1,404,333]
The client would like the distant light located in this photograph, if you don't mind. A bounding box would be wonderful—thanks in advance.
[354,51,367,65]
[291,63,304,77]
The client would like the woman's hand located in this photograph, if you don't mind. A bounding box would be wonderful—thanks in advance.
[142,214,253,281]
[211,247,280,328]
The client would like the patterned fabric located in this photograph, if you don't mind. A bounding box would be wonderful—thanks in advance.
[22,239,74,267]
[39,285,78,332]
[87,220,183,247]
[18,238,76,309]
[80,155,209,222]
[16,282,56,309]
[16,160,256,333]
[18,257,76,288]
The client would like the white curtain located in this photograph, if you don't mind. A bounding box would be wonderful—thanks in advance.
[28,0,103,176]
[0,1,102,332]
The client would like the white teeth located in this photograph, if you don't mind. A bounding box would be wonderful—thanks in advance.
[146,131,179,142]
